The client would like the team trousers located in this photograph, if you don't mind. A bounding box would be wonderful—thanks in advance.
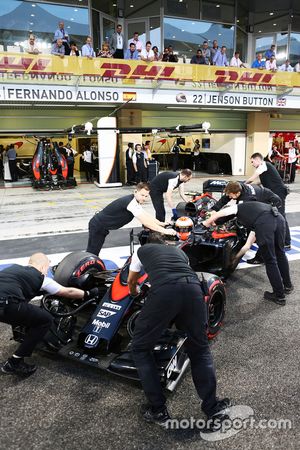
[1,301,53,357]
[150,190,165,222]
[86,217,109,256]
[132,279,218,416]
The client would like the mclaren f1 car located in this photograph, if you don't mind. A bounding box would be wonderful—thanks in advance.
[12,241,226,391]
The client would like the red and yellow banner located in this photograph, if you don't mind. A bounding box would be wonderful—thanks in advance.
[0,52,300,89]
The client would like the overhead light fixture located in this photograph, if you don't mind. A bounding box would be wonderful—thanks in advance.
[237,19,240,23]
[113,3,117,5]
[192,22,195,25]
[216,4,220,7]
[31,14,35,17]
[218,33,222,36]
[32,4,36,6]
[172,35,176,38]
[70,18,74,21]
[273,23,277,26]
[181,29,185,32]
[30,22,33,25]
[67,26,71,29]
[258,30,262,33]
[74,8,78,11]
[269,12,274,15]
[130,4,134,7]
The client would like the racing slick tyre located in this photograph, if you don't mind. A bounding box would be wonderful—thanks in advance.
[197,272,226,339]
[54,251,106,289]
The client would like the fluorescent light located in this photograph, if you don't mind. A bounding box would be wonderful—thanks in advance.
[166,106,199,110]
[232,108,261,112]
[76,104,117,108]
[269,12,274,15]
[0,103,33,107]
[216,4,220,7]
[201,107,230,111]
[273,23,277,26]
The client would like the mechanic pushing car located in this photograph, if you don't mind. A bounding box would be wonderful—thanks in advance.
[246,152,291,254]
[202,202,293,305]
[212,181,282,212]
[0,253,99,376]
[86,182,176,256]
[128,232,231,429]
[149,169,192,222]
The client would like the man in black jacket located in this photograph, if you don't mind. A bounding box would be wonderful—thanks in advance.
[0,253,98,375]
[203,202,293,305]
[246,152,291,252]
[212,181,281,212]
[128,233,230,428]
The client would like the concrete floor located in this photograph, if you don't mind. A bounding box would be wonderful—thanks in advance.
[0,173,300,449]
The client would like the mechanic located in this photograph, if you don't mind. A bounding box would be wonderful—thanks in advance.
[202,202,293,305]
[212,181,282,212]
[149,169,192,222]
[128,232,231,429]
[86,182,176,256]
[246,152,291,255]
[0,253,99,376]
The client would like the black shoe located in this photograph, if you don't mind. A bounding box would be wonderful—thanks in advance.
[264,291,286,305]
[1,358,37,376]
[203,398,232,433]
[284,245,291,250]
[141,404,171,427]
[246,256,263,265]
[284,284,294,294]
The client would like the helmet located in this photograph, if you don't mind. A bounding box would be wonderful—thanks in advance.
[175,216,194,241]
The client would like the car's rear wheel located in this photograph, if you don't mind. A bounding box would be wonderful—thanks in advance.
[197,272,226,339]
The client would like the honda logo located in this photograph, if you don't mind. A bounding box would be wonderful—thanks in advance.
[84,334,99,347]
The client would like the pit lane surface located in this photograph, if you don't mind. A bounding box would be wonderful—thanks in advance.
[0,176,299,449]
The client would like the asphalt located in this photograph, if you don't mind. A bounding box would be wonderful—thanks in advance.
[0,174,300,450]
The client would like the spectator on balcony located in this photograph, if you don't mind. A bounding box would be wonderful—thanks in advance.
[278,59,294,72]
[161,47,169,62]
[190,49,206,65]
[69,41,79,57]
[140,41,154,62]
[54,21,70,55]
[265,44,276,60]
[210,40,219,64]
[97,42,113,58]
[265,55,277,71]
[25,34,40,54]
[152,46,161,61]
[294,60,300,72]
[230,51,246,68]
[201,41,211,65]
[124,42,139,60]
[110,24,126,59]
[213,46,228,66]
[167,45,178,63]
[82,36,96,59]
[128,31,143,54]
[251,53,266,69]
[51,38,65,58]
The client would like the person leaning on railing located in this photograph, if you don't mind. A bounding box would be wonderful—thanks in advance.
[51,38,65,58]
[97,42,113,58]
[24,34,40,54]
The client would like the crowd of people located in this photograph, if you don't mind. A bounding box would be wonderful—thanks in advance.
[4,21,300,71]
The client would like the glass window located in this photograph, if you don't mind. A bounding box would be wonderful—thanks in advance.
[276,33,288,66]
[235,28,247,62]
[202,0,235,24]
[127,22,146,49]
[150,17,161,51]
[289,33,300,66]
[253,13,289,34]
[164,17,234,59]
[0,0,89,50]
[103,17,116,44]
[164,0,200,19]
[92,9,100,53]
[125,0,161,19]
[91,0,117,16]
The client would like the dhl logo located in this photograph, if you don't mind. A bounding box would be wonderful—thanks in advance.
[214,70,275,84]
[0,56,52,72]
[98,63,178,80]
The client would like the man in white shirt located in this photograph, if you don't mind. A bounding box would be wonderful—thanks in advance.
[140,41,154,62]
[265,55,277,71]
[287,141,298,183]
[81,36,95,58]
[110,24,126,59]
[294,60,300,72]
[128,32,143,54]
[229,51,246,68]
[278,60,293,72]
[25,35,40,54]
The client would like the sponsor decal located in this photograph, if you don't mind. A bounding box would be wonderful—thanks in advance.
[102,302,122,311]
[80,354,88,361]
[92,319,110,329]
[88,357,99,364]
[69,351,74,356]
[96,309,116,319]
[74,352,80,358]
[277,97,287,106]
[176,93,187,103]
[214,70,274,85]
[167,354,178,379]
[84,334,99,347]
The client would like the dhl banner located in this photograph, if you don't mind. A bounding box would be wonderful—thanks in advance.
[1,52,300,93]
[1,82,300,109]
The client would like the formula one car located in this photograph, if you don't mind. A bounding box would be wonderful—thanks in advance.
[32,139,76,190]
[12,246,225,391]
